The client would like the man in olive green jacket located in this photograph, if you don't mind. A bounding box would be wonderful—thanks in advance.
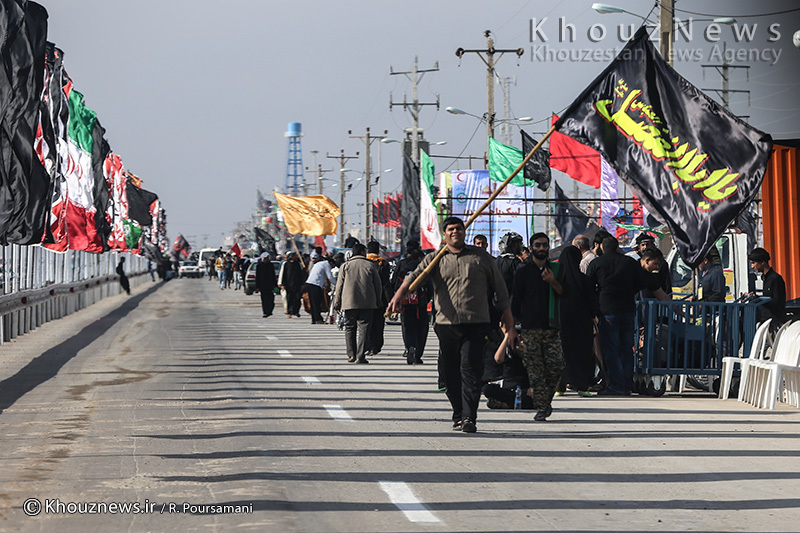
[333,243,383,363]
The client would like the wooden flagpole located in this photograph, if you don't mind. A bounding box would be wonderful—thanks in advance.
[407,124,557,293]
[291,238,306,270]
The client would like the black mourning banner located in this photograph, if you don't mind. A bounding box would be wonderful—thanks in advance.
[400,155,419,255]
[254,226,277,256]
[521,130,552,191]
[126,177,159,226]
[0,2,50,244]
[554,182,589,244]
[554,27,772,268]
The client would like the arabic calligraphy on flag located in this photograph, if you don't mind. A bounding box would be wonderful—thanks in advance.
[554,27,772,267]
[273,192,340,236]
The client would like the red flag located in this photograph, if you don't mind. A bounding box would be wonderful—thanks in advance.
[313,235,327,254]
[230,242,241,257]
[549,114,601,188]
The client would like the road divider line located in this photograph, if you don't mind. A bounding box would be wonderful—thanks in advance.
[265,335,278,341]
[278,350,292,358]
[302,376,321,384]
[323,404,353,421]
[378,481,440,523]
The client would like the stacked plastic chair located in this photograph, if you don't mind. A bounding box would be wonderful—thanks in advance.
[739,321,800,409]
[718,319,771,400]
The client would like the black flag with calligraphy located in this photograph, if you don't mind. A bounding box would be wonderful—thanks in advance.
[554,27,772,268]
[521,130,552,191]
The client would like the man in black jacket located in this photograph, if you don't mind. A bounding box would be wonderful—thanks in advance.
[748,247,786,334]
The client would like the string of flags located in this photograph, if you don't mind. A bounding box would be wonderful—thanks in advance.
[0,1,169,260]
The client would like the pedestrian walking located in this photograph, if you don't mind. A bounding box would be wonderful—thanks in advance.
[215,253,226,289]
[512,233,565,421]
[333,243,383,364]
[389,216,516,434]
[255,252,276,317]
[117,257,131,295]
[280,252,306,317]
[394,247,431,365]
[306,254,334,324]
[366,241,390,355]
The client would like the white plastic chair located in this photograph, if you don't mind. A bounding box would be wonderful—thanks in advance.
[738,320,792,405]
[718,319,771,400]
[744,321,800,409]
[783,364,800,408]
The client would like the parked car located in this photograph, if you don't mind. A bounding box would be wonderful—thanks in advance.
[243,260,283,295]
[178,260,202,278]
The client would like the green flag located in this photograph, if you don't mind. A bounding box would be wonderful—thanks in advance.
[122,218,143,250]
[488,137,534,187]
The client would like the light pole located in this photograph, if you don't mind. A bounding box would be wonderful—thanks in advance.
[455,31,524,156]
[447,106,532,166]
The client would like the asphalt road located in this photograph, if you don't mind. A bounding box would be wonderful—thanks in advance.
[0,276,798,532]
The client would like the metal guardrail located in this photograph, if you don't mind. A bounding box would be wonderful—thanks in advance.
[635,297,770,380]
[0,272,149,344]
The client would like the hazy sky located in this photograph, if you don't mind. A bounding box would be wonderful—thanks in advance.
[43,1,800,248]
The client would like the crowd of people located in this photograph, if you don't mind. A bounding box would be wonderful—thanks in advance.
[385,216,786,433]
[200,217,787,435]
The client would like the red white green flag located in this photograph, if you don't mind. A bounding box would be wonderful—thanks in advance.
[63,89,104,252]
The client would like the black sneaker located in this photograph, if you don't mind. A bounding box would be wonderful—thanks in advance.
[461,418,476,433]
[406,346,416,365]
[534,410,548,421]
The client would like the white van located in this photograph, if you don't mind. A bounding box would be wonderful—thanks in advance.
[197,248,219,278]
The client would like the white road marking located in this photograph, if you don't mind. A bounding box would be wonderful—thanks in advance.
[323,404,353,421]
[379,481,440,523]
[302,376,321,384]
[265,335,278,341]
[278,350,292,358]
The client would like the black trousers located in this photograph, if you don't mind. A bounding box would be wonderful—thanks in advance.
[368,308,386,354]
[259,289,275,316]
[401,305,429,360]
[307,284,324,323]
[286,288,302,316]
[434,323,490,423]
[344,309,373,361]
[119,274,130,295]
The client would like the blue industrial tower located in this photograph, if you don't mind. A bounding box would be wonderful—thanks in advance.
[285,122,304,196]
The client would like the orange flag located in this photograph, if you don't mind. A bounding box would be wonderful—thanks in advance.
[273,192,341,236]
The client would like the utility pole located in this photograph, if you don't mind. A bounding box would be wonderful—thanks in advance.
[659,0,673,66]
[702,42,750,113]
[327,149,359,246]
[498,76,516,145]
[389,56,439,165]
[350,128,387,242]
[455,30,524,160]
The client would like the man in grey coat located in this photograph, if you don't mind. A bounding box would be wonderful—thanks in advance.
[333,243,383,364]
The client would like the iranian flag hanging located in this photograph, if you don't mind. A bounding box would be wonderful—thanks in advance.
[104,153,129,251]
[419,151,441,249]
[63,89,104,252]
